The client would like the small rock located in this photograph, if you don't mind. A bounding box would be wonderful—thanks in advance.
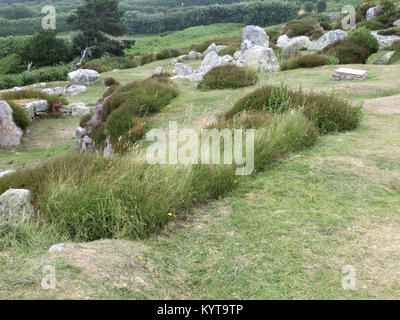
[394,19,400,27]
[242,47,279,73]
[26,100,48,116]
[155,66,163,74]
[366,7,377,20]
[113,69,120,73]
[10,87,22,92]
[48,243,72,252]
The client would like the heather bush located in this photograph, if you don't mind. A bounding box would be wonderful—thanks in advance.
[378,27,400,36]
[348,27,379,53]
[198,65,257,89]
[280,54,333,71]
[226,85,362,133]
[218,43,240,56]
[104,77,120,87]
[323,38,370,64]
[82,56,139,73]
[8,101,30,130]
[284,19,319,37]
[392,40,400,51]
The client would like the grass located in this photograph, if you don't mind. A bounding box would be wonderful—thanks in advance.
[126,23,244,56]
[2,52,400,298]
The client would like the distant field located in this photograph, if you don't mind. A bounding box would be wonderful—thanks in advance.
[125,23,244,56]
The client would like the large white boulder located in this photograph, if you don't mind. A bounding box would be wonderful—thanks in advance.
[241,25,269,53]
[0,189,34,225]
[61,103,90,117]
[0,100,23,148]
[242,47,279,73]
[41,87,65,95]
[308,30,347,51]
[68,69,100,86]
[277,35,311,51]
[373,51,396,64]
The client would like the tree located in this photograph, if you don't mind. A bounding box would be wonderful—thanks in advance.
[67,0,125,37]
[316,0,327,13]
[18,29,69,67]
[304,2,315,13]
[67,0,126,58]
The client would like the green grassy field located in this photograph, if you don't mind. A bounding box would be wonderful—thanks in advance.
[1,56,400,298]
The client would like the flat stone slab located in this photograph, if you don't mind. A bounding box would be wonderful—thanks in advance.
[332,68,368,81]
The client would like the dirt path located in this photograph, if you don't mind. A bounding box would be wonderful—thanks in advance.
[363,94,400,114]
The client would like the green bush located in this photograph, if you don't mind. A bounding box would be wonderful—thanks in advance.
[79,113,92,128]
[226,85,362,133]
[284,19,319,37]
[356,0,375,22]
[392,40,400,51]
[103,84,120,98]
[348,26,379,54]
[304,2,315,13]
[1,89,68,111]
[0,54,24,75]
[104,77,120,87]
[280,54,332,71]
[82,56,139,73]
[140,53,156,65]
[378,27,400,36]
[155,48,181,60]
[106,111,146,152]
[218,43,240,56]
[89,125,107,150]
[316,0,327,13]
[104,78,178,119]
[198,65,257,89]
[0,64,71,90]
[8,101,29,130]
[323,38,370,64]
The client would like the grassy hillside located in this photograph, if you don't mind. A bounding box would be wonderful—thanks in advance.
[1,57,400,298]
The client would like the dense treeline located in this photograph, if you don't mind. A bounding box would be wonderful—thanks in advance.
[122,1,300,34]
[0,14,73,37]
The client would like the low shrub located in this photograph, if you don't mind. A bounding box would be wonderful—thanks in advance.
[226,85,362,133]
[155,48,180,60]
[198,65,257,89]
[89,125,107,150]
[348,26,379,54]
[82,56,139,73]
[218,43,241,56]
[392,40,400,51]
[106,112,146,152]
[323,38,370,64]
[104,78,178,119]
[103,84,120,98]
[280,54,332,71]
[0,54,24,75]
[284,19,319,37]
[8,101,30,130]
[79,113,92,128]
[104,77,120,87]
[1,89,68,110]
[140,53,156,65]
[0,64,71,90]
[378,27,400,36]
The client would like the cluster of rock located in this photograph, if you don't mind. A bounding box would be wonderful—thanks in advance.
[170,25,279,83]
[332,68,368,81]
[277,29,347,52]
[0,100,23,147]
[38,69,100,97]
